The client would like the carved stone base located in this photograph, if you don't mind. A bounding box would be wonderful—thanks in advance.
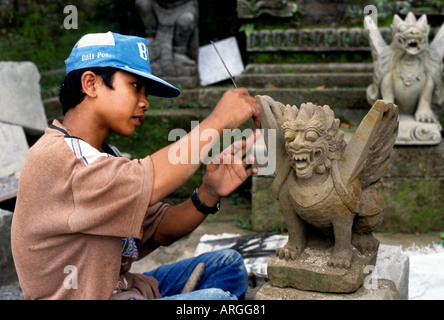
[255,279,400,300]
[267,240,378,293]
[396,114,442,145]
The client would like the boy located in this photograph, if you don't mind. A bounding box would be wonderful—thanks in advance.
[11,32,261,300]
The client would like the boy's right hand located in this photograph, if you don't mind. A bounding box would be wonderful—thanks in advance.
[211,88,261,129]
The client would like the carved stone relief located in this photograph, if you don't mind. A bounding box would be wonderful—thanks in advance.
[247,27,393,52]
[237,0,297,19]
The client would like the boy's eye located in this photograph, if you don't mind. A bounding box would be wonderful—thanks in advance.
[133,82,143,91]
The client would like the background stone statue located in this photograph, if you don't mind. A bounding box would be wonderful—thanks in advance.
[258,96,398,292]
[237,0,297,18]
[366,12,443,145]
[135,0,199,88]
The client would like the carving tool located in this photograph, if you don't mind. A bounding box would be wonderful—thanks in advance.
[210,40,238,88]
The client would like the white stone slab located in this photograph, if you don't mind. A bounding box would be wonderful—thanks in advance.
[0,61,47,133]
[198,37,244,87]
[405,245,444,300]
[0,122,29,178]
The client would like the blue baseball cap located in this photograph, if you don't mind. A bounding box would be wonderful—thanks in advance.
[65,31,180,98]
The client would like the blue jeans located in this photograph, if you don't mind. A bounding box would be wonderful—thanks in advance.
[143,249,248,300]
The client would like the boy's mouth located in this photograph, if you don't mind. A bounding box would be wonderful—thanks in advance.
[132,114,145,126]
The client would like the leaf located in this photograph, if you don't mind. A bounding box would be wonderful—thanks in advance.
[239,23,255,38]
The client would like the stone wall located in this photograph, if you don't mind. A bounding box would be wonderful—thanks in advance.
[251,142,444,233]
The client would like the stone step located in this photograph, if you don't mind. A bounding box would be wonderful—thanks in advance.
[243,63,374,74]
[235,72,373,88]
[144,87,368,110]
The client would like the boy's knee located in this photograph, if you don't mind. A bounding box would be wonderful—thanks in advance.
[200,288,237,300]
[218,249,243,266]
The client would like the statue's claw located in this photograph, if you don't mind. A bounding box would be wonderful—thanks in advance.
[327,249,352,269]
[352,233,380,254]
[276,245,303,261]
[415,109,437,123]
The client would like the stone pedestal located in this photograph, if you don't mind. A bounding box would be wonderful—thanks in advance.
[256,279,400,300]
[257,244,407,300]
[396,114,442,145]
[267,238,378,293]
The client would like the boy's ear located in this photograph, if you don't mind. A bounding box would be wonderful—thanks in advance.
[81,71,99,98]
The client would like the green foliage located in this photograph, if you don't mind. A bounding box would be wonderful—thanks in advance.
[0,0,144,71]
[239,23,255,38]
[235,214,252,230]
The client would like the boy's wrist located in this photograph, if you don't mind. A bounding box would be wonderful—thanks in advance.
[191,185,221,215]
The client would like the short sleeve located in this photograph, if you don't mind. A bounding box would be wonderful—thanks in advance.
[68,156,155,239]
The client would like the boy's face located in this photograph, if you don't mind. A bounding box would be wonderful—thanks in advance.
[95,70,149,137]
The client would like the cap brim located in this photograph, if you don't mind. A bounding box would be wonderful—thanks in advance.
[122,66,181,98]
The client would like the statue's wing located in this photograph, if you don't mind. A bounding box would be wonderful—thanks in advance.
[430,23,444,62]
[365,19,391,104]
[255,95,291,198]
[339,100,398,189]
[365,19,389,60]
[256,95,287,166]
[429,23,444,105]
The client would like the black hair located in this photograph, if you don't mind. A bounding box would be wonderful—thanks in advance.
[59,67,118,115]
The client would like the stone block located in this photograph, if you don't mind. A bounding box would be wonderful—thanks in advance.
[0,175,19,203]
[0,209,17,286]
[386,142,444,178]
[0,122,29,178]
[0,61,48,134]
[373,244,409,300]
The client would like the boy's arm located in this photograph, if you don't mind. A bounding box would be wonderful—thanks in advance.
[148,88,260,205]
[151,184,219,246]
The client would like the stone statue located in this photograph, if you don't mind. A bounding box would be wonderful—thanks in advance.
[366,12,443,145]
[135,0,199,88]
[257,96,398,292]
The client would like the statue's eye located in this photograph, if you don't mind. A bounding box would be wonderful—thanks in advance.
[284,130,296,142]
[305,130,319,142]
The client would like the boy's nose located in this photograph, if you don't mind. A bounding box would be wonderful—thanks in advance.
[139,90,150,111]
[140,98,150,111]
